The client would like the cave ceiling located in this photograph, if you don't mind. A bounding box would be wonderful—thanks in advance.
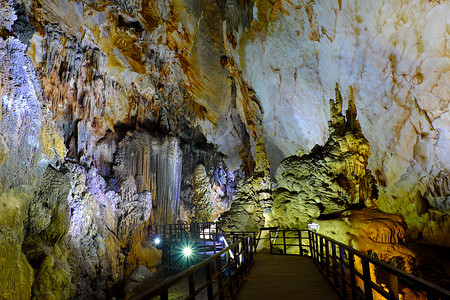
[3,0,450,219]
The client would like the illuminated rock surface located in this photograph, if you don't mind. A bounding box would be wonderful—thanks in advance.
[0,0,449,298]
[273,86,377,228]
[219,137,272,231]
[317,209,417,273]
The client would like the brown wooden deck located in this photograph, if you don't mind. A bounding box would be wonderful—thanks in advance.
[236,254,341,300]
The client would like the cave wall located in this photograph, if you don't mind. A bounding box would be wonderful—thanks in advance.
[232,0,449,244]
[0,0,449,297]
[1,0,244,298]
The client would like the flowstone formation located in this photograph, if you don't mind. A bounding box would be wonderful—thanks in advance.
[113,130,182,225]
[317,209,418,273]
[317,209,425,299]
[0,1,66,298]
[188,164,229,222]
[273,86,377,228]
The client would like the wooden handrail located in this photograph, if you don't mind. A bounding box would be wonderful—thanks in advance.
[309,231,450,299]
[143,224,450,299]
[130,235,254,300]
[261,228,450,300]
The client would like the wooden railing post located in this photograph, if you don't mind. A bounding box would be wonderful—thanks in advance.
[319,236,324,271]
[216,255,224,300]
[228,244,234,298]
[269,231,273,254]
[325,239,330,277]
[188,273,195,297]
[339,245,348,298]
[316,233,320,263]
[308,231,313,259]
[388,273,399,300]
[332,243,339,289]
[161,288,169,300]
[298,230,303,256]
[283,230,287,254]
[362,257,373,300]
[348,252,358,299]
[206,262,213,299]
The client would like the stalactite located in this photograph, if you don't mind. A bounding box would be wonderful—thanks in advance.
[114,131,182,225]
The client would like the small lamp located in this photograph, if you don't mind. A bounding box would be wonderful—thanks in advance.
[308,223,320,232]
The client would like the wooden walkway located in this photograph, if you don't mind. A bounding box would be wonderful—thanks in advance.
[236,254,341,300]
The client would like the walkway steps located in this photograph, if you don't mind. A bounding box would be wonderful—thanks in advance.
[236,254,341,300]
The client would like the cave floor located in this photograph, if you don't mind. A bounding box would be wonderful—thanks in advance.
[236,254,340,300]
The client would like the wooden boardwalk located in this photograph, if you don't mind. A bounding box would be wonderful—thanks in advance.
[236,254,341,300]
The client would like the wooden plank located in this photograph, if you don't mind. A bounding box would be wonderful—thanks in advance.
[236,254,341,300]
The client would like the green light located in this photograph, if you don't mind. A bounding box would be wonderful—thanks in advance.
[183,247,193,256]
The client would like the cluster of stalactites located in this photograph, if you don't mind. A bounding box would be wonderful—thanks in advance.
[329,84,362,136]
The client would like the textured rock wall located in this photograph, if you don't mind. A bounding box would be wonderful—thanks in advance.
[0,1,66,297]
[22,0,258,172]
[66,163,161,299]
[2,1,246,297]
[234,0,449,244]
[113,131,182,224]
[9,0,449,247]
[180,132,240,223]
[1,0,449,297]
[272,86,377,228]
[23,165,73,299]
[317,209,417,273]
[0,2,164,298]
[219,137,272,231]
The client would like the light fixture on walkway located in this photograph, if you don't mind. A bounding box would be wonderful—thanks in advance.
[182,246,193,257]
[308,223,320,232]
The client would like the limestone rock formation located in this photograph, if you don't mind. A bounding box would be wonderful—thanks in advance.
[0,191,34,300]
[0,0,449,297]
[235,0,449,245]
[0,1,66,297]
[123,265,153,295]
[66,163,161,299]
[219,137,272,231]
[22,165,73,299]
[273,86,377,228]
[190,164,226,222]
[316,209,423,299]
[113,131,182,225]
[317,209,418,273]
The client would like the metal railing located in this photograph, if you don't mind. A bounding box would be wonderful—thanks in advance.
[145,224,450,299]
[149,222,217,241]
[308,230,450,300]
[256,227,310,255]
[222,231,257,252]
[130,236,254,300]
[257,228,450,300]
